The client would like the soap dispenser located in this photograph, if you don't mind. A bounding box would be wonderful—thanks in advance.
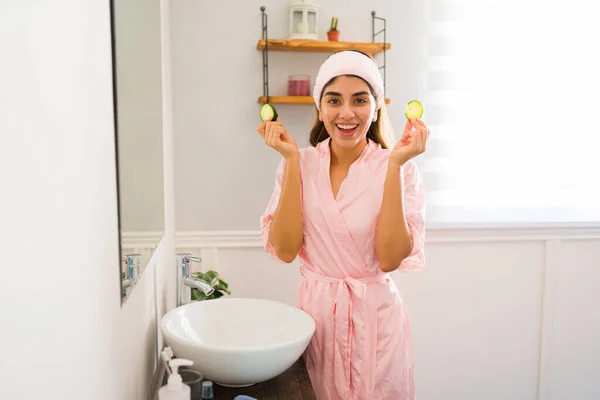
[158,358,194,400]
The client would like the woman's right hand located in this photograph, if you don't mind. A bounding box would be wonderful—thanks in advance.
[256,118,298,159]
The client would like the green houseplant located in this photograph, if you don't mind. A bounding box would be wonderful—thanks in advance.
[190,270,231,301]
[327,17,339,41]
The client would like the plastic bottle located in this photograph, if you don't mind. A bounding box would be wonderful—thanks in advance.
[201,380,213,399]
[158,358,194,400]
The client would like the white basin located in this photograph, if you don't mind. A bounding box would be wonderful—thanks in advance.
[160,297,316,387]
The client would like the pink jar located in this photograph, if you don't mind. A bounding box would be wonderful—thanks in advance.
[288,75,310,96]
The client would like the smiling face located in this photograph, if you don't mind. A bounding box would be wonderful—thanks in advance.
[318,75,378,151]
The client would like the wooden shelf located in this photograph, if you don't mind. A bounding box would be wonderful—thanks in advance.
[258,96,390,105]
[257,39,390,54]
[259,96,314,104]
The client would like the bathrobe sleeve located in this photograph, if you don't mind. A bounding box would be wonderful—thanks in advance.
[398,160,426,271]
[260,158,287,262]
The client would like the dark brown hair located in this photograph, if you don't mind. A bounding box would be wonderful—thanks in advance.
[309,50,391,149]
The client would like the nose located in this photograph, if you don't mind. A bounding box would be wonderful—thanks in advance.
[339,102,355,119]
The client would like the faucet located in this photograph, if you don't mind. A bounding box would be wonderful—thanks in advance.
[121,255,133,298]
[126,253,142,283]
[176,253,214,307]
[121,254,142,290]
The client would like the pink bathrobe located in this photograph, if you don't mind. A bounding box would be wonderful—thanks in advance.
[261,138,426,400]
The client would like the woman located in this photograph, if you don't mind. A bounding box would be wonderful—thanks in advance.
[256,50,429,400]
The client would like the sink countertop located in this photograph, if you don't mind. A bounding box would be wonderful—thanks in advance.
[213,357,316,400]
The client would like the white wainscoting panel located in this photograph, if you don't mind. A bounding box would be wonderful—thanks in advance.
[399,239,545,400]
[545,239,600,400]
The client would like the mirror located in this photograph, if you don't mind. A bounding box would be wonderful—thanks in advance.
[109,0,165,303]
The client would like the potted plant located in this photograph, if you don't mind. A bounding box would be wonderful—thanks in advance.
[327,17,339,41]
[190,270,231,301]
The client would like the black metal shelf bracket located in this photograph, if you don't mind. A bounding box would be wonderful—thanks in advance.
[371,11,387,97]
[260,6,269,102]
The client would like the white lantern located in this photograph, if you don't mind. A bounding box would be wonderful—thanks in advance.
[288,0,318,40]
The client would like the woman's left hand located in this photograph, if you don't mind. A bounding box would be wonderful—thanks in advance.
[390,118,430,167]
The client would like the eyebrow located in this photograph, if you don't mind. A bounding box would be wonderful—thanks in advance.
[323,91,370,97]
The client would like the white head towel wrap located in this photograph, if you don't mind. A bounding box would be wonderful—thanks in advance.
[312,51,384,110]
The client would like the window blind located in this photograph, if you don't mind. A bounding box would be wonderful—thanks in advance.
[420,0,600,226]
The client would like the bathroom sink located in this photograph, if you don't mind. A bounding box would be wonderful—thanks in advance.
[160,297,316,387]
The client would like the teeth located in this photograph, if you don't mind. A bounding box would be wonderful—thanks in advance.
[336,124,358,130]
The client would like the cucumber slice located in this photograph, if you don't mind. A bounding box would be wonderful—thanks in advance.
[260,103,278,122]
[405,100,424,120]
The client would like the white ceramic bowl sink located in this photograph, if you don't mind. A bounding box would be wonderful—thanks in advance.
[160,297,316,387]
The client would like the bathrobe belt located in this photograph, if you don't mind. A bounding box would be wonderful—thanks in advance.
[300,266,391,398]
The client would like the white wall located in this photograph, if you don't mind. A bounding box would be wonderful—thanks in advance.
[0,1,175,399]
[168,1,600,399]
[170,0,411,231]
